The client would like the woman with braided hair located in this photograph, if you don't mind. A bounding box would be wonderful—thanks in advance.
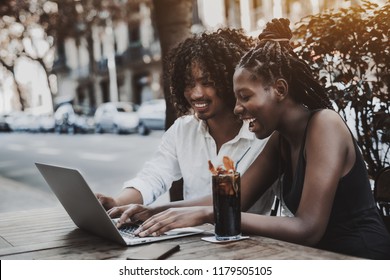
[231,18,390,259]
[98,28,276,224]
[132,19,390,259]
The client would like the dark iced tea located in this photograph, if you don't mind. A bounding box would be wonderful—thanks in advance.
[212,172,241,240]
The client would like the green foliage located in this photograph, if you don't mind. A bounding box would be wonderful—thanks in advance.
[293,1,390,178]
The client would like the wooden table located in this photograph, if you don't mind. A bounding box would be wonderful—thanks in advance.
[0,207,359,260]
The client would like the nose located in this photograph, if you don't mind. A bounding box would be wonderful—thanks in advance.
[192,84,205,99]
[184,85,204,102]
[234,99,244,116]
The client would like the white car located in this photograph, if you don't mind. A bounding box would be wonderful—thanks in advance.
[137,99,166,135]
[38,114,55,133]
[54,103,77,134]
[6,111,40,132]
[94,102,139,134]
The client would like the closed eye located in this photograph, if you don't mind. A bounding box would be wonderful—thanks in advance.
[238,94,250,102]
[201,80,215,87]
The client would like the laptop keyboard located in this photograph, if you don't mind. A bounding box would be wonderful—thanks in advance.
[119,224,140,238]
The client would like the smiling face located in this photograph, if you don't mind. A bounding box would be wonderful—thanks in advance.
[184,62,231,121]
[233,67,280,139]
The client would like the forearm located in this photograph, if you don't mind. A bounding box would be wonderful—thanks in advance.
[149,195,213,215]
[241,213,319,246]
[170,195,213,207]
[115,187,144,206]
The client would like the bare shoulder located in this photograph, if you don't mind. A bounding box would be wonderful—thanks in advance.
[306,109,352,158]
[311,109,343,123]
[309,109,349,136]
[306,110,355,178]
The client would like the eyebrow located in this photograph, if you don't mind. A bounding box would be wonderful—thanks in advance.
[234,88,246,97]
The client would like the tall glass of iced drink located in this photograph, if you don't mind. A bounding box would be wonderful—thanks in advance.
[210,157,241,241]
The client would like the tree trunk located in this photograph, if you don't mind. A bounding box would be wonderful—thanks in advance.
[152,0,193,130]
[152,0,193,202]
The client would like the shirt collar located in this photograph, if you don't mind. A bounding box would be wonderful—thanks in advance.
[197,119,210,137]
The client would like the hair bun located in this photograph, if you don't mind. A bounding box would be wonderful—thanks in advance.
[258,18,292,42]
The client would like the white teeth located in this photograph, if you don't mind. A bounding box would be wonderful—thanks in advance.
[244,118,256,123]
[244,118,256,130]
[194,103,207,108]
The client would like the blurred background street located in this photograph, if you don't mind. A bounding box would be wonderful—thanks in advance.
[0,131,166,213]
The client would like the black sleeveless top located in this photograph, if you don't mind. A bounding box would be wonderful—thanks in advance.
[281,110,390,259]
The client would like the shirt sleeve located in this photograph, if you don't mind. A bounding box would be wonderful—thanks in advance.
[123,122,182,205]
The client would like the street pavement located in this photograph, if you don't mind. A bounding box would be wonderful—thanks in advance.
[0,131,169,213]
[0,172,170,213]
[0,175,60,213]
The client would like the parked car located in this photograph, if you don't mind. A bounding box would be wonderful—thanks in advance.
[6,111,40,132]
[38,114,55,133]
[137,99,166,135]
[94,102,139,134]
[54,103,94,134]
[54,103,77,134]
[74,114,95,134]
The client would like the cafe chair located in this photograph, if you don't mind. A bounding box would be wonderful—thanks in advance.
[374,166,390,233]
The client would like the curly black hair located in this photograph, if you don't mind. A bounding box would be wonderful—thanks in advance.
[166,28,256,117]
[237,18,333,110]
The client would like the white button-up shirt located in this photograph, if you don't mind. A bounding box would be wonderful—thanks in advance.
[124,115,274,213]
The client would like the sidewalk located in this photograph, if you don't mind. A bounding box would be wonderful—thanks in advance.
[0,175,170,213]
[0,175,59,213]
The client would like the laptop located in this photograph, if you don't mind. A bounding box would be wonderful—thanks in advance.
[35,162,203,246]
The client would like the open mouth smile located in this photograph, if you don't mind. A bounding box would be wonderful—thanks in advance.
[192,101,210,112]
[242,117,257,131]
[193,102,208,108]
